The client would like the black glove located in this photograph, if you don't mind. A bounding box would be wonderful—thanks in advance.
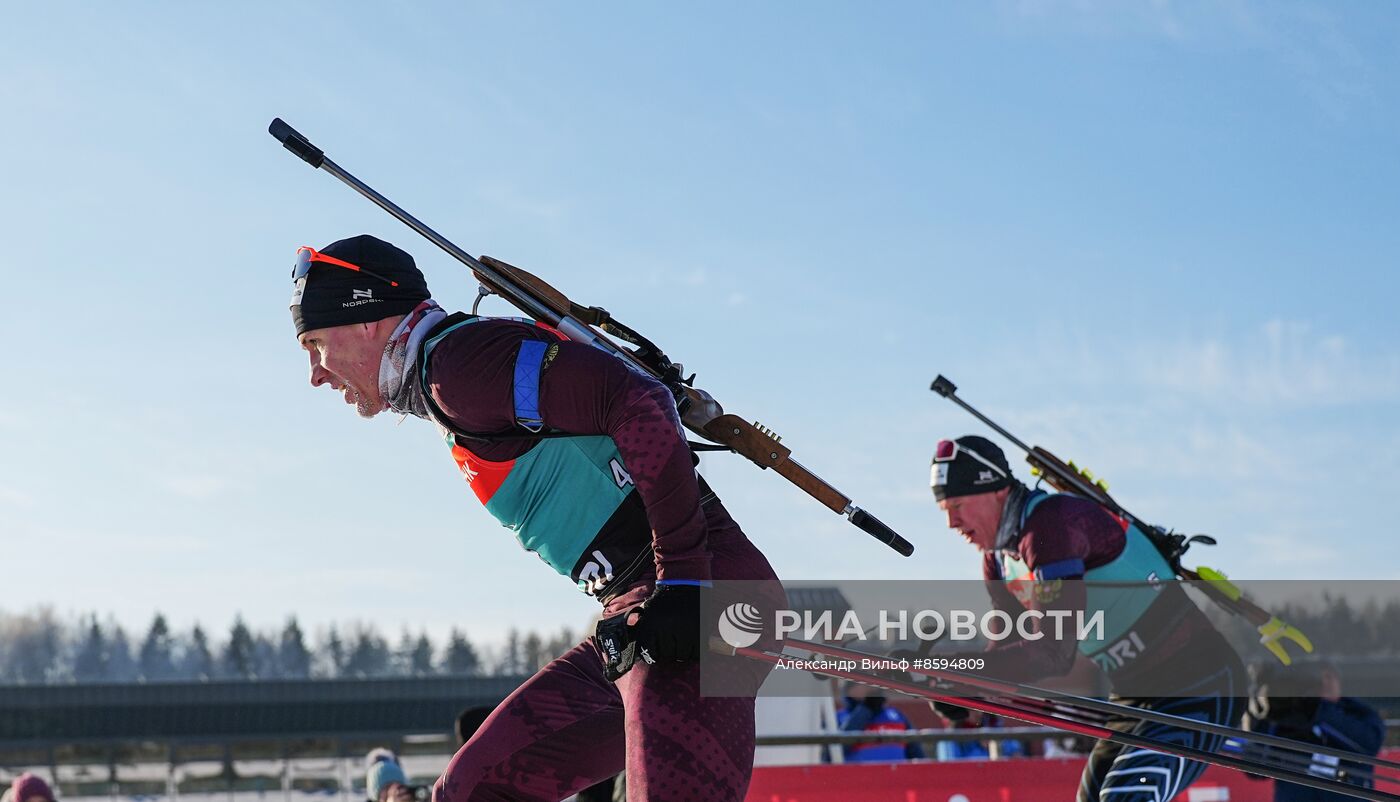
[1247,685,1320,737]
[630,583,703,664]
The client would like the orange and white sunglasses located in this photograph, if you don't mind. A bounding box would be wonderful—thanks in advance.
[292,245,399,287]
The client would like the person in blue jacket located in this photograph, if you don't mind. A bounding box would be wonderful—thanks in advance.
[931,710,1028,761]
[1246,662,1385,802]
[837,681,927,763]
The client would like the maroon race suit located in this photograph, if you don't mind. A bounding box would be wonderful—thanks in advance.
[423,316,781,802]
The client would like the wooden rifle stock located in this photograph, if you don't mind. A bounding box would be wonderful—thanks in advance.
[696,413,852,514]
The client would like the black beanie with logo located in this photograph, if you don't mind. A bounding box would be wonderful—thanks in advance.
[290,235,430,336]
[931,435,1013,501]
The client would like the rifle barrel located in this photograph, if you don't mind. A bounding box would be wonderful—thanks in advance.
[317,157,559,326]
[931,376,1034,454]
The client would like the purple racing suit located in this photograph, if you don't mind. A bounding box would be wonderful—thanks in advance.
[421,316,782,802]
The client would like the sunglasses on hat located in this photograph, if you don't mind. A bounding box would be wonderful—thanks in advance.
[293,246,400,287]
[934,438,1008,478]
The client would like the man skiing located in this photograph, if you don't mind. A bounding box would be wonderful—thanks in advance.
[290,234,780,801]
[931,435,1245,802]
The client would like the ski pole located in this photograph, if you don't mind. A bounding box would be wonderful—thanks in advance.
[713,639,1400,802]
[788,635,1400,777]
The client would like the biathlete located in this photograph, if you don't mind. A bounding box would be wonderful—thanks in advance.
[931,435,1245,802]
[288,234,782,801]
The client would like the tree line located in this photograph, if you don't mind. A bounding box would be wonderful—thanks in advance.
[1271,594,1400,656]
[0,608,578,685]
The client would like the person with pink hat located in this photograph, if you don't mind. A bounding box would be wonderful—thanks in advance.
[8,774,56,802]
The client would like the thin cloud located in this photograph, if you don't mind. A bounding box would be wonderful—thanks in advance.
[642,263,709,289]
[474,182,567,223]
[998,0,1194,40]
[159,473,235,500]
[996,1,1376,118]
[0,487,34,508]
[1241,532,1341,569]
[1139,320,1400,407]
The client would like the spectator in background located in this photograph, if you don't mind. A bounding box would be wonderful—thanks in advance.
[1041,734,1087,758]
[1245,662,1385,802]
[365,749,417,802]
[837,681,926,763]
[454,708,493,748]
[8,775,55,802]
[366,748,400,769]
[932,709,1027,761]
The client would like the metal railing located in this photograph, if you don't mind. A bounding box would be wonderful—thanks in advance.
[5,722,1397,800]
[757,726,1057,747]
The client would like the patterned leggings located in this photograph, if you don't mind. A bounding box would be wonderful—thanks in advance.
[1078,665,1244,802]
[431,638,764,802]
[432,501,779,802]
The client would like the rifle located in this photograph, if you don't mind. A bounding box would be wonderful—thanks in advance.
[267,118,913,558]
[929,374,1312,665]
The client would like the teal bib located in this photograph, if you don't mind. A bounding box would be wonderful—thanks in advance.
[421,318,642,591]
[998,493,1174,666]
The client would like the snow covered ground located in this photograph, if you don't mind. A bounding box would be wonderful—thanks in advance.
[11,753,454,802]
[9,697,836,802]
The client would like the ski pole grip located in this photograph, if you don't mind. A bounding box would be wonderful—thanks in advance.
[850,508,915,556]
[268,118,325,168]
[930,375,957,398]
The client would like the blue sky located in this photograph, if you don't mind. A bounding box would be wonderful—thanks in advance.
[2,1,1397,648]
